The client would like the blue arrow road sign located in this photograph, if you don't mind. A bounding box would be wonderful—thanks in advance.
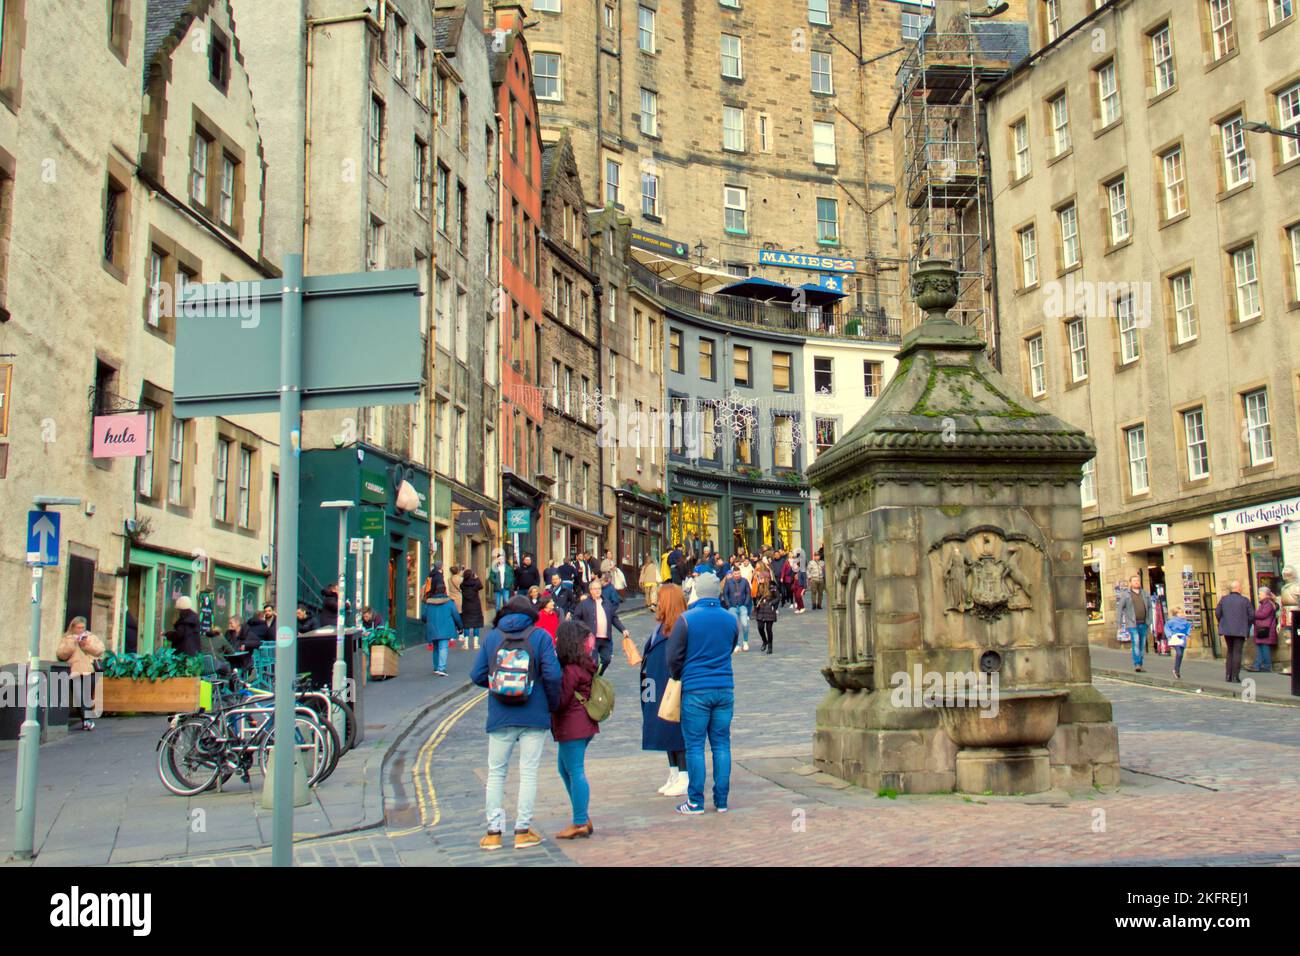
[26,511,60,567]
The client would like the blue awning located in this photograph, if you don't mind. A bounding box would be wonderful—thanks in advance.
[799,283,847,306]
[718,277,797,301]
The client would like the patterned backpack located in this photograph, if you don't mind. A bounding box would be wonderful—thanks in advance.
[488,630,540,704]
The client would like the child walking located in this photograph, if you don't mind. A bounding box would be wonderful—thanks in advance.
[1165,607,1192,680]
[551,620,599,839]
[754,577,780,655]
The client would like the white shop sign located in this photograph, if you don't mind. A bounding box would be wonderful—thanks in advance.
[1212,495,1300,536]
[1281,521,1300,571]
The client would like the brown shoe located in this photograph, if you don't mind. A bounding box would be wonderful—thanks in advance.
[513,828,543,849]
[555,822,594,840]
[479,831,503,851]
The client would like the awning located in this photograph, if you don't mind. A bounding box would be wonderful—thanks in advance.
[630,248,736,292]
[798,283,847,306]
[719,276,795,301]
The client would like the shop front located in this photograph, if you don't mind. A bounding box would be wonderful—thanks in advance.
[502,471,547,564]
[546,501,607,567]
[614,488,668,579]
[123,546,267,654]
[669,468,812,558]
[298,447,431,646]
[452,487,499,577]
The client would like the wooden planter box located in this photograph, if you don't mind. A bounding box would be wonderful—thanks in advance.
[102,676,201,714]
[369,645,400,680]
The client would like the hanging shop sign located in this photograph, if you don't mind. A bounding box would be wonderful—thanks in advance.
[1213,495,1300,535]
[758,250,856,274]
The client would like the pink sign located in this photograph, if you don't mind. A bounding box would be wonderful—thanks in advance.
[92,414,148,458]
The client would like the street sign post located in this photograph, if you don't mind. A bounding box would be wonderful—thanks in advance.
[172,258,421,867]
[321,501,354,744]
[25,510,60,567]
[14,496,80,860]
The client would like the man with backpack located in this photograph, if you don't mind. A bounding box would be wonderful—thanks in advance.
[470,595,563,851]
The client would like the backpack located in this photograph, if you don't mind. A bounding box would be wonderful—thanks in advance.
[575,671,616,722]
[487,629,541,704]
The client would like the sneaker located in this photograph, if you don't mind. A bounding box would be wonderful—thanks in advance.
[663,774,690,798]
[82,720,95,732]
[513,828,543,849]
[716,806,729,813]
[474,637,480,650]
[479,831,503,851]
[742,642,750,651]
[675,802,705,816]
[434,670,448,677]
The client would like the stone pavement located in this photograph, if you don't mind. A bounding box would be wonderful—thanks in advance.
[11,602,1300,866]
[1090,644,1297,706]
[0,633,477,866]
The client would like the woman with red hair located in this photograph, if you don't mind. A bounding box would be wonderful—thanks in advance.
[640,584,689,797]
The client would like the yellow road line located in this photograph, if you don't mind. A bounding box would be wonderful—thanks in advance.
[395,690,486,833]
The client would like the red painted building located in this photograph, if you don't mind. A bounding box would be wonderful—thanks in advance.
[488,6,547,561]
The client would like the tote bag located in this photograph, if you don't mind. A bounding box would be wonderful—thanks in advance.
[657,677,682,723]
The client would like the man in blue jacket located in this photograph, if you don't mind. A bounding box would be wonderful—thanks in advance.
[720,566,753,652]
[573,578,631,675]
[470,595,562,850]
[667,573,739,815]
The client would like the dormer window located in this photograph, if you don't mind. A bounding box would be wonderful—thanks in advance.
[209,26,230,93]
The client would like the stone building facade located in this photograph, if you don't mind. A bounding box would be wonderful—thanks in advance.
[986,0,1300,664]
[433,2,501,574]
[0,0,280,663]
[232,0,438,637]
[539,136,605,566]
[500,0,934,316]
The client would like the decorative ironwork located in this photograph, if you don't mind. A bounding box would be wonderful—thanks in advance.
[87,386,142,415]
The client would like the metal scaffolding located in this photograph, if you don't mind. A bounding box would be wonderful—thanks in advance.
[897,4,1026,356]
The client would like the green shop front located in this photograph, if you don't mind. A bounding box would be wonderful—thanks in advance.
[123,546,267,654]
[298,447,432,646]
[669,467,812,557]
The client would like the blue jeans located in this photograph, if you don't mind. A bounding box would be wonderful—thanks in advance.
[556,737,592,825]
[485,726,548,833]
[680,687,734,810]
[1128,623,1148,666]
[728,606,750,644]
[1255,643,1272,671]
[495,589,510,611]
[1173,645,1185,673]
[431,639,448,672]
[464,627,481,642]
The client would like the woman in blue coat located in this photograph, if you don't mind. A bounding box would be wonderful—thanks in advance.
[421,585,462,677]
[641,583,688,798]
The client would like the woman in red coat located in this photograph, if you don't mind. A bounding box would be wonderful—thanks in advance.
[551,620,599,840]
[536,593,560,643]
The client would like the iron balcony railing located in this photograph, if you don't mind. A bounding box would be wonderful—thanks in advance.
[629,261,902,344]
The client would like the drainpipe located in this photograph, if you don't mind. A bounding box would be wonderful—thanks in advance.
[975,90,1002,370]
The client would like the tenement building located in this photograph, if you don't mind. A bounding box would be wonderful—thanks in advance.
[234,0,439,639]
[505,0,932,317]
[433,2,502,574]
[0,0,280,662]
[986,0,1300,664]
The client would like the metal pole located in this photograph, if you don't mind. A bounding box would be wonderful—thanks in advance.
[272,253,304,867]
[326,504,352,738]
[13,549,45,859]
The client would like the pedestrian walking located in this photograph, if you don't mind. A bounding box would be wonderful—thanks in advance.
[551,620,600,840]
[1165,607,1191,680]
[1248,587,1279,673]
[448,566,464,614]
[1215,580,1254,684]
[573,578,632,675]
[754,576,780,654]
[792,562,807,613]
[459,568,485,650]
[536,594,561,643]
[164,596,203,655]
[515,553,541,594]
[421,585,462,676]
[470,595,562,850]
[807,554,825,609]
[641,554,660,609]
[721,566,753,653]
[56,617,104,731]
[666,573,739,815]
[489,553,515,611]
[600,573,622,610]
[1117,574,1154,672]
[642,583,689,798]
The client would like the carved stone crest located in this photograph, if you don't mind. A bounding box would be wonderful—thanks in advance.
[932,529,1036,622]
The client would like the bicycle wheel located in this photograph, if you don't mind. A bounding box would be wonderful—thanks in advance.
[158,717,222,796]
[258,715,328,786]
[313,712,344,784]
[330,697,358,753]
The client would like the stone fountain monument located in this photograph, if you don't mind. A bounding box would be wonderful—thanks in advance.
[806,260,1119,794]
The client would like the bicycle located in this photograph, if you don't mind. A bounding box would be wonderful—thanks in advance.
[156,675,339,796]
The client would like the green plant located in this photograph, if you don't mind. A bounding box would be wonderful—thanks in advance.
[876,787,898,799]
[101,646,202,681]
[363,626,404,656]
